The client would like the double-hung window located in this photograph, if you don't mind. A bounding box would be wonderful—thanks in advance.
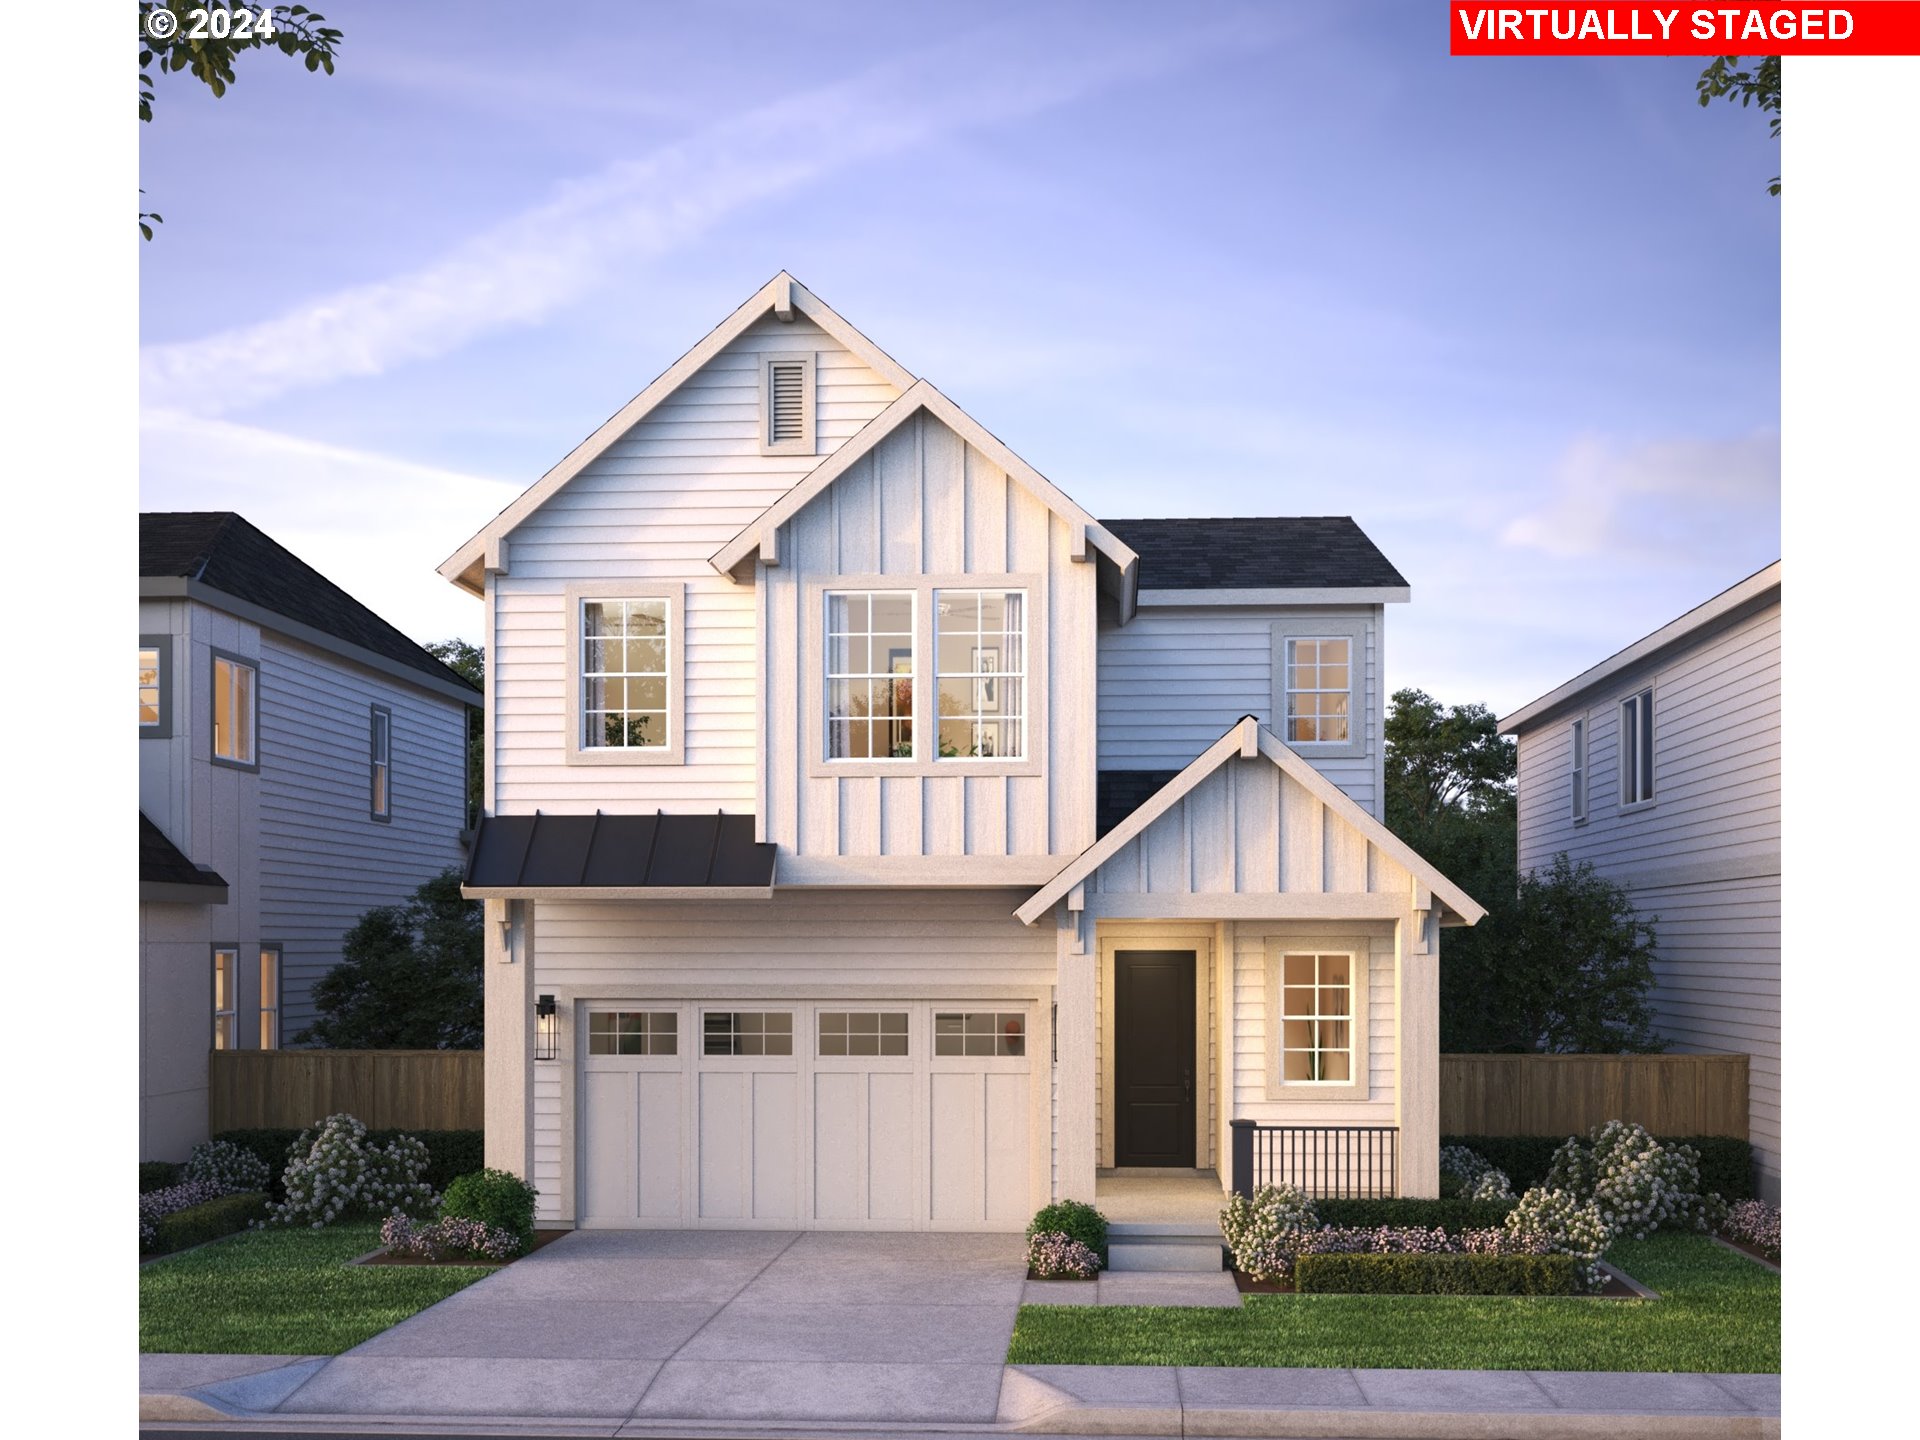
[139,638,171,734]
[369,705,392,819]
[259,947,281,1049]
[1619,687,1655,806]
[1264,938,1369,1099]
[935,589,1025,760]
[582,598,670,751]
[212,947,238,1050]
[1570,717,1588,823]
[212,655,257,767]
[1284,637,1351,744]
[825,591,915,760]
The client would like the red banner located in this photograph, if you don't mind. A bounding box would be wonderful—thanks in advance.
[1449,3,1920,54]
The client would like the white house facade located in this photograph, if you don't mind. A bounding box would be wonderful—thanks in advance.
[443,275,1482,1234]
[1500,562,1781,1200]
[139,513,481,1161]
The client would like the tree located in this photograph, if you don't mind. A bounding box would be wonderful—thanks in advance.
[138,3,344,238]
[297,870,482,1049]
[1384,688,1516,916]
[1696,54,1780,196]
[426,639,484,824]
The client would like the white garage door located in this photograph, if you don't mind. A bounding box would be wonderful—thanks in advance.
[578,1001,1032,1230]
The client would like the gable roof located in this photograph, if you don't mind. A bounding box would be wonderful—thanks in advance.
[1499,560,1782,734]
[1016,716,1485,926]
[439,273,915,595]
[139,811,228,904]
[141,513,480,702]
[707,378,1138,607]
[1102,516,1408,596]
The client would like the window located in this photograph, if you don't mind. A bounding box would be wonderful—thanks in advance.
[826,591,915,760]
[259,947,280,1050]
[703,1010,793,1057]
[582,598,670,751]
[818,1011,909,1057]
[138,639,171,735]
[589,1011,678,1056]
[1570,717,1588,823]
[212,655,256,767]
[759,353,815,455]
[1278,953,1353,1082]
[935,590,1025,760]
[1283,637,1351,744]
[1620,687,1655,805]
[213,948,238,1050]
[369,706,392,819]
[933,1011,1025,1057]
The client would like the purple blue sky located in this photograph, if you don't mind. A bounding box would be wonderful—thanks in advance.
[137,0,1781,715]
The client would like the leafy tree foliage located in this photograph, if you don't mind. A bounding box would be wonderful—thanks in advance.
[426,640,485,823]
[1696,54,1780,196]
[298,870,482,1049]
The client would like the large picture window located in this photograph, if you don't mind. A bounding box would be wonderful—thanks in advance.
[935,589,1025,760]
[212,654,257,767]
[582,598,670,750]
[825,591,915,760]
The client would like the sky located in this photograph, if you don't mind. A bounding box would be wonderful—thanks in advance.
[137,0,1783,717]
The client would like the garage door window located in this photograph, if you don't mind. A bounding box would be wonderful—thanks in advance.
[934,1011,1025,1057]
[818,1011,909,1057]
[704,1010,793,1056]
[589,1011,677,1056]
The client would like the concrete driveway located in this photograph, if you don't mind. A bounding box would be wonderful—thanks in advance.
[276,1228,1028,1424]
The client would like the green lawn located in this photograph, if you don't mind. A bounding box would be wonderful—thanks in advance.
[1007,1234,1778,1372]
[140,1223,491,1355]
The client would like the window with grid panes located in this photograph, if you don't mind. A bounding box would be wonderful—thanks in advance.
[934,589,1025,759]
[933,1011,1025,1057]
[1278,952,1353,1082]
[1284,637,1351,744]
[703,1010,793,1056]
[825,591,914,760]
[588,1011,678,1056]
[817,1011,908,1057]
[582,598,670,749]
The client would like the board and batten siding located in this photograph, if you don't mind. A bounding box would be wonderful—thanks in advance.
[256,633,472,1038]
[489,314,902,815]
[527,888,1055,1223]
[761,409,1098,861]
[1097,605,1383,817]
[1512,594,1780,1198]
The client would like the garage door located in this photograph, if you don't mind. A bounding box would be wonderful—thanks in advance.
[578,1001,1032,1230]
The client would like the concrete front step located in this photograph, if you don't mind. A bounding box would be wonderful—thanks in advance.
[1106,1222,1226,1273]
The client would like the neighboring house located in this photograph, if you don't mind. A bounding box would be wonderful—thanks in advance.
[139,513,482,1161]
[441,273,1482,1234]
[1499,563,1781,1200]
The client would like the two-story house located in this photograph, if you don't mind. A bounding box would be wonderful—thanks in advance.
[441,275,1482,1235]
[140,512,482,1161]
[1501,562,1781,1200]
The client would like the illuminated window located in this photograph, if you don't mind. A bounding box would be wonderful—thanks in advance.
[259,947,280,1050]
[1284,638,1351,744]
[1278,952,1353,1083]
[212,656,256,766]
[934,590,1025,760]
[213,948,238,1050]
[826,591,915,760]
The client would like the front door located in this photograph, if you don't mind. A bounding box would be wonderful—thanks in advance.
[1113,950,1196,1167]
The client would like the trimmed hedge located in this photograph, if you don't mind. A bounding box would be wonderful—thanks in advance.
[1027,1199,1110,1261]
[1295,1251,1578,1296]
[139,1162,182,1194]
[441,1168,538,1247]
[146,1191,268,1257]
[1442,1134,1754,1201]
[1314,1197,1516,1230]
[213,1128,485,1198]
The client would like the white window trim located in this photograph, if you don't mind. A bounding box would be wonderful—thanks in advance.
[140,634,174,738]
[804,573,1045,779]
[1263,935,1371,1101]
[259,945,281,1050]
[209,650,259,772]
[1570,714,1588,825]
[758,352,816,456]
[1619,685,1656,810]
[563,581,685,767]
[1271,618,1368,760]
[369,704,393,821]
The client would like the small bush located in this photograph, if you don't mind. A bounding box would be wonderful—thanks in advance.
[140,1179,233,1250]
[146,1192,267,1256]
[440,1168,538,1249]
[1026,1199,1109,1260]
[184,1139,272,1195]
[1295,1251,1577,1295]
[139,1162,181,1194]
[1720,1199,1780,1262]
[381,1213,522,1262]
[1314,1197,1515,1230]
[1219,1183,1318,1282]
[264,1114,438,1229]
[1027,1230,1101,1279]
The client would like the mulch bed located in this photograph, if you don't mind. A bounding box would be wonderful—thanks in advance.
[1713,1234,1781,1268]
[358,1228,570,1268]
[1231,1266,1644,1299]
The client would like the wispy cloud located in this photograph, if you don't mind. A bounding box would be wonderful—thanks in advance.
[140,13,1282,416]
[1500,429,1780,561]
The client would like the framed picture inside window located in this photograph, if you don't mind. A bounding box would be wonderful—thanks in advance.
[972,647,1000,708]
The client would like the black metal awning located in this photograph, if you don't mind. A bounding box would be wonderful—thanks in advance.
[463,812,776,895]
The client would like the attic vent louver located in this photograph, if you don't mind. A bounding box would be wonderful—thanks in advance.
[760,353,814,455]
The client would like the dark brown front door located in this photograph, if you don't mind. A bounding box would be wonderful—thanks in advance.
[1113,950,1196,1167]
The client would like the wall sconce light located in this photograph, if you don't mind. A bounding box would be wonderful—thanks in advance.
[535,994,558,1061]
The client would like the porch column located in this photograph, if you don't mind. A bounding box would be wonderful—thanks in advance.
[1395,906,1440,1197]
[1054,905,1097,1202]
[483,898,536,1181]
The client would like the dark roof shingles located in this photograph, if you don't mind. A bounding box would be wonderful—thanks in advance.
[139,811,227,889]
[1100,516,1406,591]
[1096,770,1182,839]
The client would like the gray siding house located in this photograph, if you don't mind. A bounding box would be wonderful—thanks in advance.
[1500,563,1781,1199]
[139,513,482,1161]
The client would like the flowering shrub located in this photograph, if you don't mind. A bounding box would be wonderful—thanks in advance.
[380,1213,523,1262]
[183,1139,271,1196]
[140,1179,235,1250]
[1027,1230,1101,1279]
[1219,1183,1319,1282]
[1026,1199,1108,1260]
[1719,1199,1780,1262]
[1440,1144,1492,1187]
[1459,1225,1551,1256]
[1503,1186,1612,1291]
[440,1168,538,1248]
[1545,1120,1722,1239]
[264,1114,438,1229]
[1466,1169,1515,1201]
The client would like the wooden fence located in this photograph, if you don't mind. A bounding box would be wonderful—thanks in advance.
[209,1049,484,1132]
[1440,1052,1749,1138]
